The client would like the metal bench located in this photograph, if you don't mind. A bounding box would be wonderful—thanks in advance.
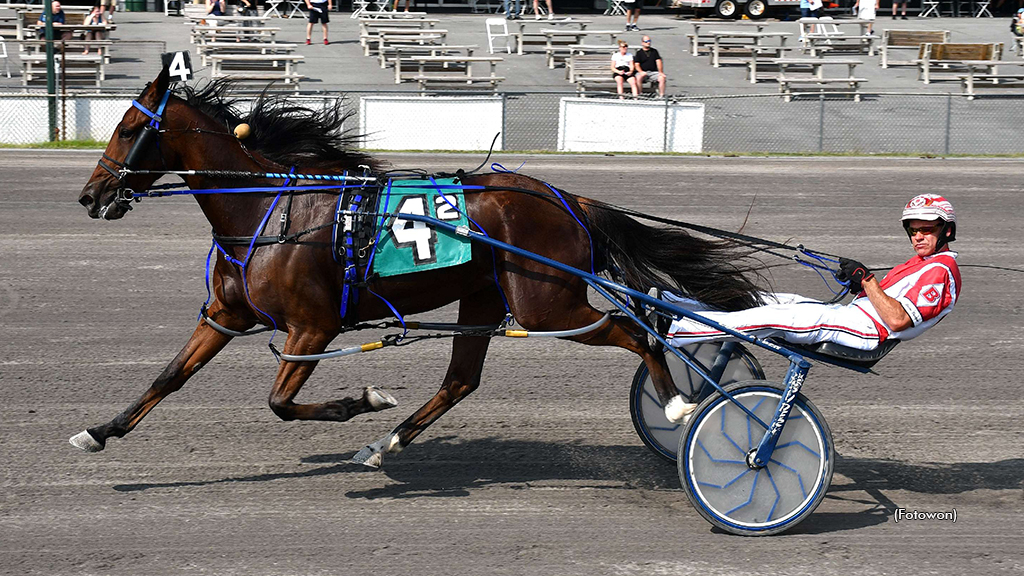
[21,51,103,86]
[880,29,950,68]
[917,42,1002,84]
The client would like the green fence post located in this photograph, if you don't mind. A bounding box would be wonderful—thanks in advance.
[944,93,952,156]
[44,0,56,142]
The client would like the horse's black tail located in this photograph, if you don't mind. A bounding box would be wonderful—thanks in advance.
[586,202,766,312]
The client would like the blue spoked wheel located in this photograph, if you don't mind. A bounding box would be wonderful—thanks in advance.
[678,381,834,536]
[630,343,764,463]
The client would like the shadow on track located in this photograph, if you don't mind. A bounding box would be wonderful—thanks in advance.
[112,438,1023,507]
[111,437,681,493]
[784,455,1024,535]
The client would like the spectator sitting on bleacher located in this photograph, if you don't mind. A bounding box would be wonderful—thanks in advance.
[37,1,72,40]
[634,35,665,97]
[81,3,105,53]
[1012,8,1024,38]
[611,39,639,98]
[206,0,226,17]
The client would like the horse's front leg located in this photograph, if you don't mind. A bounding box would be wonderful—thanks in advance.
[351,286,504,468]
[69,302,252,452]
[266,330,398,423]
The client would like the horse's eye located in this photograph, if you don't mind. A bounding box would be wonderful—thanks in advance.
[119,128,134,139]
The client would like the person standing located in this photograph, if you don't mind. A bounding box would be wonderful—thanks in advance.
[237,0,257,28]
[891,0,908,19]
[634,35,666,97]
[623,0,641,31]
[305,0,331,45]
[532,0,554,19]
[504,0,521,19]
[854,0,879,34]
[99,0,114,22]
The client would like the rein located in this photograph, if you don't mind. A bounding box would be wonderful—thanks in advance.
[115,159,856,301]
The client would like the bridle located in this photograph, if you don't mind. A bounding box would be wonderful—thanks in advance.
[95,90,172,209]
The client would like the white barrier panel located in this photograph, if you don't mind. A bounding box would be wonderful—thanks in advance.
[557,98,704,153]
[0,97,52,144]
[67,98,134,141]
[360,96,503,151]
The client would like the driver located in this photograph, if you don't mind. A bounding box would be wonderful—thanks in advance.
[664,194,961,353]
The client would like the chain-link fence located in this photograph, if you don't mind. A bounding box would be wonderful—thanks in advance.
[2,88,1023,154]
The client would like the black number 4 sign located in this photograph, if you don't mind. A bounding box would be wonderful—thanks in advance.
[161,51,194,83]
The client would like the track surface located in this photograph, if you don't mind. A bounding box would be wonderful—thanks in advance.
[1,151,1022,575]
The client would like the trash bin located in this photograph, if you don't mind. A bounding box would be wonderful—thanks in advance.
[125,0,146,11]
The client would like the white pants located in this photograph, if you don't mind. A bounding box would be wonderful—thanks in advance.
[664,292,881,351]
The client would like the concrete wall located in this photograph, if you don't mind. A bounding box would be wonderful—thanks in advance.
[557,98,704,153]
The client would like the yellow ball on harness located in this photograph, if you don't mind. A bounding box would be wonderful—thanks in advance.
[233,123,251,140]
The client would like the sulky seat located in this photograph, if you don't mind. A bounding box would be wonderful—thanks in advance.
[776,338,900,368]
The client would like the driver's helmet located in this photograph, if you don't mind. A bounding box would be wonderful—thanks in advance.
[901,194,956,243]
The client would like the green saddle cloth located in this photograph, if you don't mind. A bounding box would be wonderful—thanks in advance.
[372,178,473,278]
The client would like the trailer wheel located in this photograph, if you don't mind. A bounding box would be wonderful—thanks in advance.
[744,0,768,18]
[714,0,739,18]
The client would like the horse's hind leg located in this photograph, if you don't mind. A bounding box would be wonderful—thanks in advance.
[69,303,251,452]
[567,309,693,423]
[351,286,505,468]
[265,330,398,423]
[518,295,693,425]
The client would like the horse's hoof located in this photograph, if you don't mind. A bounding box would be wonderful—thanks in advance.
[364,386,398,411]
[69,430,104,452]
[350,446,382,469]
[665,396,697,424]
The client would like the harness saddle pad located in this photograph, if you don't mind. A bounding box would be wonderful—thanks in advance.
[372,178,473,278]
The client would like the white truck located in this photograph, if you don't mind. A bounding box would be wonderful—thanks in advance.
[671,0,800,19]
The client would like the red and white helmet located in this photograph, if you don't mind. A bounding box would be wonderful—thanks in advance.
[901,194,956,244]
[901,194,956,224]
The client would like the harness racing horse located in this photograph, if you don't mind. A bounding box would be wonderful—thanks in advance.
[73,69,763,467]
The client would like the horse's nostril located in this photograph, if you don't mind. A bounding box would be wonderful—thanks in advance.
[79,194,95,209]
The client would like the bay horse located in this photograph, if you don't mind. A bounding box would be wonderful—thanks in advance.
[73,69,763,467]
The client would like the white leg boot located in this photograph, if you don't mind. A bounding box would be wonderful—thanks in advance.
[665,395,697,424]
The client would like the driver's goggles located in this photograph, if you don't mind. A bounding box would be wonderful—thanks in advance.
[907,224,941,236]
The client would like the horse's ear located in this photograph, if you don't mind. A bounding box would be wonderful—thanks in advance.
[138,68,170,109]
[153,67,171,103]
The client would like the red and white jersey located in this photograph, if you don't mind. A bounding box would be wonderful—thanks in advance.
[852,249,961,342]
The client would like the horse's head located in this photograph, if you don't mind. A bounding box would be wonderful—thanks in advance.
[79,69,176,220]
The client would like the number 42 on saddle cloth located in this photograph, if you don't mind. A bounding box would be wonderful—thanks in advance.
[372,178,473,278]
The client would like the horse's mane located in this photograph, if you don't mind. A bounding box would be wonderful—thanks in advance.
[171,79,381,172]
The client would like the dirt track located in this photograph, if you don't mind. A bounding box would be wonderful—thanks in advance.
[1,151,1023,575]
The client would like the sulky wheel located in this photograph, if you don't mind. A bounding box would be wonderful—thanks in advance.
[630,343,764,463]
[678,381,834,536]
